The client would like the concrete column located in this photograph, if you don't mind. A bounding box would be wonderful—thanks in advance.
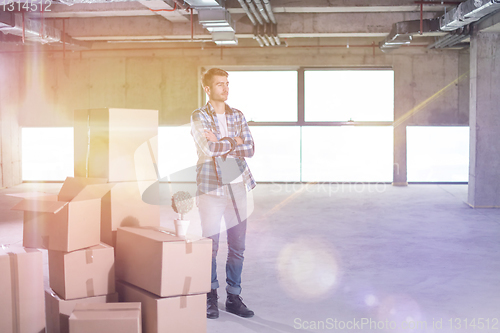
[393,125,407,186]
[468,31,500,208]
[393,56,410,186]
[0,53,22,188]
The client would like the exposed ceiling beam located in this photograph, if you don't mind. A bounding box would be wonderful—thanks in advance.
[48,11,438,41]
[228,5,450,14]
[30,2,190,19]
[225,0,465,7]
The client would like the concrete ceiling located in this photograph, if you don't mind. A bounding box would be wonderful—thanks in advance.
[2,0,499,49]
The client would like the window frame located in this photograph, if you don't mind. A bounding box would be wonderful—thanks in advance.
[200,67,394,127]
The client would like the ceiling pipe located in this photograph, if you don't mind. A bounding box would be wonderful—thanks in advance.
[245,0,263,25]
[266,34,275,45]
[252,0,270,23]
[428,33,455,48]
[239,0,280,47]
[254,34,264,47]
[172,0,190,11]
[272,23,280,45]
[236,0,257,25]
[262,0,276,24]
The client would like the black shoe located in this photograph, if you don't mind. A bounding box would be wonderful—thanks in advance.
[225,293,254,318]
[207,289,219,319]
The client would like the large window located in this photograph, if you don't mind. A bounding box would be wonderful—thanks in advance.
[20,69,468,184]
[22,127,74,181]
[407,126,469,182]
[246,127,301,182]
[158,126,197,182]
[305,70,394,122]
[226,71,298,122]
[301,126,393,182]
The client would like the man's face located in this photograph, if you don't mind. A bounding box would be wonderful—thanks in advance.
[206,75,229,102]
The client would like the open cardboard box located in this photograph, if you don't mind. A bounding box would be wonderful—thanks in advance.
[11,177,114,252]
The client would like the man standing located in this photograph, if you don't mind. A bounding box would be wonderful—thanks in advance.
[191,68,256,319]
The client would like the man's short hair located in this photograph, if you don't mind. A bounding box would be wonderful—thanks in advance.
[202,68,229,88]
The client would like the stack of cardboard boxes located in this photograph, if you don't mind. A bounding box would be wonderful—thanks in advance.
[115,226,212,333]
[11,177,121,333]
[6,108,211,332]
[75,108,212,333]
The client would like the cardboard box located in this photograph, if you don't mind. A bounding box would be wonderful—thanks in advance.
[69,302,141,333]
[116,280,205,333]
[0,245,45,333]
[74,108,159,182]
[11,177,114,252]
[45,289,118,333]
[48,243,115,300]
[116,227,212,297]
[101,181,160,247]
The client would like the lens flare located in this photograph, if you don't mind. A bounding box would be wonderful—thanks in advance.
[277,237,341,301]
[377,294,423,333]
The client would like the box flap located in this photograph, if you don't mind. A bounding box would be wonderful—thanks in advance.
[58,177,108,202]
[11,199,68,213]
[73,302,141,312]
[0,244,40,256]
[72,183,115,202]
[119,226,208,243]
[71,302,141,320]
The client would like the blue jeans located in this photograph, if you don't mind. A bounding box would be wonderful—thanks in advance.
[198,182,247,295]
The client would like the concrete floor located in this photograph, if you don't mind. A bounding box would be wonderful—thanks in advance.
[2,183,500,333]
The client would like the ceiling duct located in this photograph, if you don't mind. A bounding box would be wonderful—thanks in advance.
[184,0,224,9]
[198,9,234,32]
[211,31,237,45]
[0,13,61,43]
[440,0,500,31]
[183,0,237,44]
[379,18,440,52]
[0,12,90,47]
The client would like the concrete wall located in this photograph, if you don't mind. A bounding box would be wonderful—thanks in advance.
[15,44,467,127]
[0,48,23,188]
[0,42,468,186]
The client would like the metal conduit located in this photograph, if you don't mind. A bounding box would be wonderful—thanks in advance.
[237,0,257,25]
[253,0,270,23]
[262,0,276,24]
[245,0,263,25]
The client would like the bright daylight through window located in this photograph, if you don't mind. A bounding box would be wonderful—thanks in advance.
[21,70,469,183]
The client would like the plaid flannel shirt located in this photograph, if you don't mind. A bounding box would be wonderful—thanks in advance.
[191,102,256,196]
